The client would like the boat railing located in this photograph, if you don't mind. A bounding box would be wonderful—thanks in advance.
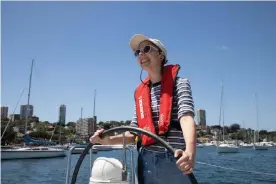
[65,144,136,184]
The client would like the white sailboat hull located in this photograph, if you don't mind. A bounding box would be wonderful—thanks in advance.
[217,144,239,153]
[196,144,204,148]
[239,143,253,148]
[1,147,66,160]
[203,142,215,146]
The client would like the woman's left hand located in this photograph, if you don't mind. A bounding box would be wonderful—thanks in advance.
[174,149,195,175]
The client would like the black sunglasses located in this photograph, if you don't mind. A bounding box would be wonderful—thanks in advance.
[134,45,159,57]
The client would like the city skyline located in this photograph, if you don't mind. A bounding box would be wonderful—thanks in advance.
[2,103,271,131]
[2,2,276,131]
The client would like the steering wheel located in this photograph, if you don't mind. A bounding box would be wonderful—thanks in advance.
[71,126,198,184]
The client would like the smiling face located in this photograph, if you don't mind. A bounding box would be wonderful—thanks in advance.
[135,40,164,72]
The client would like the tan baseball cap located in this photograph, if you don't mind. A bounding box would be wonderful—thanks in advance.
[129,34,167,58]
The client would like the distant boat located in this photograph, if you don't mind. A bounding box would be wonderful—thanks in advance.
[253,142,269,150]
[253,145,269,150]
[1,135,66,160]
[196,143,204,148]
[239,142,253,148]
[1,146,66,160]
[217,143,239,153]
[253,94,268,151]
[216,82,239,153]
[1,60,65,160]
[203,142,215,146]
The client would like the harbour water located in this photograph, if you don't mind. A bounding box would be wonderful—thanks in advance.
[1,146,276,184]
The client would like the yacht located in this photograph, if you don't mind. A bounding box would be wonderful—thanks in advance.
[1,146,66,160]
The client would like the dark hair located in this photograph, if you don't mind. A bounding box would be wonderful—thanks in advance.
[154,46,167,66]
[162,57,168,66]
[150,42,167,66]
[159,49,168,72]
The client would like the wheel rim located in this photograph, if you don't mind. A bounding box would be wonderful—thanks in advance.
[71,126,198,184]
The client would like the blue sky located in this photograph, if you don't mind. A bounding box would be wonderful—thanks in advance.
[2,2,276,131]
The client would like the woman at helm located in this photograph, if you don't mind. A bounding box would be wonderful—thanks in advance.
[90,34,197,184]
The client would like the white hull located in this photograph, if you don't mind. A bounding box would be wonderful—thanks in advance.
[239,143,253,148]
[217,144,239,153]
[50,145,70,150]
[1,147,66,160]
[196,144,204,148]
[203,143,215,147]
[71,148,86,154]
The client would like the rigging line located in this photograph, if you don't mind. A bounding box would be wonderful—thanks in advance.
[1,88,26,140]
[196,161,276,177]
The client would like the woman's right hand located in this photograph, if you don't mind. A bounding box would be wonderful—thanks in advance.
[89,129,110,145]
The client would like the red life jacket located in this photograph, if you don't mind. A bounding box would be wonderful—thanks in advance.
[134,64,180,146]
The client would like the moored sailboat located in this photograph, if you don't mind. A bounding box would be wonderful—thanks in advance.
[1,60,66,160]
[216,82,239,153]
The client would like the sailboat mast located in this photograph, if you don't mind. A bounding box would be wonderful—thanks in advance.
[222,106,225,143]
[81,107,83,121]
[218,82,224,143]
[59,121,61,144]
[255,93,259,142]
[24,59,34,135]
[242,120,246,142]
[93,89,96,118]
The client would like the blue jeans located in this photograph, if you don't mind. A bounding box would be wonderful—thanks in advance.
[137,147,191,184]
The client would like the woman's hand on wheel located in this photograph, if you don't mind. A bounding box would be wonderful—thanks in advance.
[89,129,110,145]
[174,149,195,175]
